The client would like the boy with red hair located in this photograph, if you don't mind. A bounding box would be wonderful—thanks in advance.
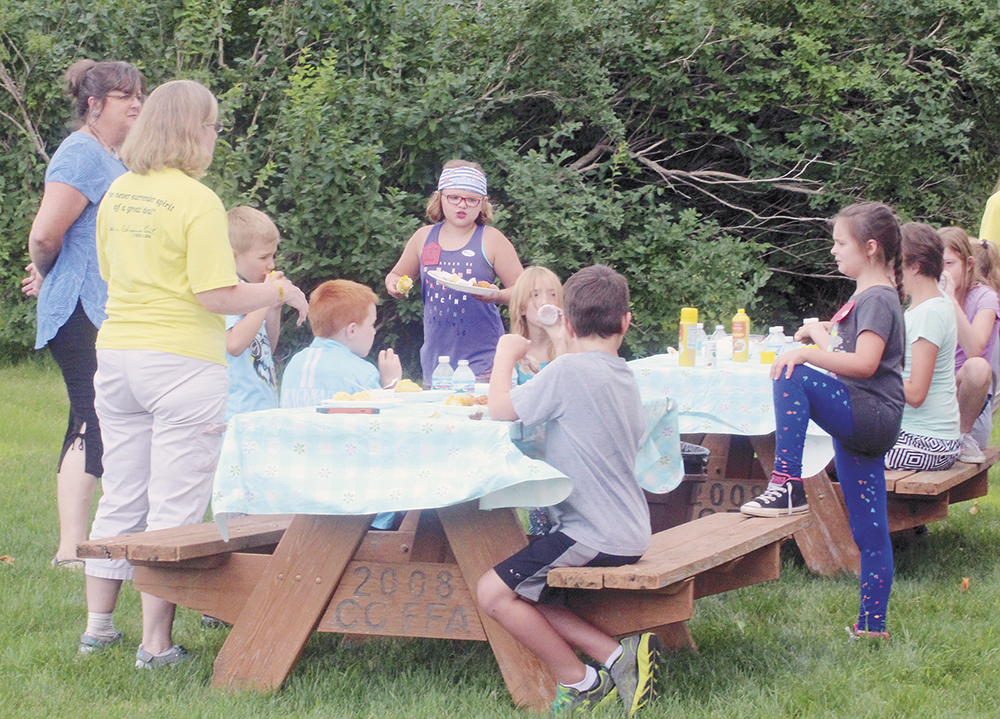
[280,279,401,409]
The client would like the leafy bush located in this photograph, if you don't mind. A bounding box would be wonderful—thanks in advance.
[2,0,999,376]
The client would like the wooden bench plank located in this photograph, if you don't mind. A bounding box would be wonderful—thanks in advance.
[891,447,1000,496]
[547,512,809,590]
[884,468,917,493]
[78,515,295,562]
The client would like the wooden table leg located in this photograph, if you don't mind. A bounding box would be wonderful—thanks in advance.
[212,513,373,690]
[749,435,860,576]
[437,502,556,713]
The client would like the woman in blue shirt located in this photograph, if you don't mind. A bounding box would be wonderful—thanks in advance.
[21,59,144,568]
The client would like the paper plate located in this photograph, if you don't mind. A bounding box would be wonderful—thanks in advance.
[427,270,499,296]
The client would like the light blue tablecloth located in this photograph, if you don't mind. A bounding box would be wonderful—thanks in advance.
[212,396,682,534]
[629,354,833,475]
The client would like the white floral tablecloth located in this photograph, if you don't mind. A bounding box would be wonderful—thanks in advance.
[212,396,682,534]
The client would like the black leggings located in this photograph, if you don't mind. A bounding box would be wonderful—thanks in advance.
[48,300,103,477]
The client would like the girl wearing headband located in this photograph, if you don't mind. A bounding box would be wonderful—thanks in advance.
[386,159,523,382]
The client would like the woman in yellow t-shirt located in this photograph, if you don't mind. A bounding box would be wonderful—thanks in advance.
[81,80,308,668]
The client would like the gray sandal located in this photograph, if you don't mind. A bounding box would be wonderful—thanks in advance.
[79,631,122,654]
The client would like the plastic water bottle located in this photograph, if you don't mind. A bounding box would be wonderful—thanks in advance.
[695,323,707,355]
[537,304,560,326]
[452,359,475,393]
[765,326,787,353]
[431,356,453,390]
[709,324,730,361]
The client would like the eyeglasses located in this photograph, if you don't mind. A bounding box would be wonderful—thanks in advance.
[106,91,145,103]
[444,194,483,208]
[203,122,226,133]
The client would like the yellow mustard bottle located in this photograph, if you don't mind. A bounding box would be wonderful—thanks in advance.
[679,307,698,367]
[732,308,750,362]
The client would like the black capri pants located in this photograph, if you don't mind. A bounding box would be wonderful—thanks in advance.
[47,300,103,477]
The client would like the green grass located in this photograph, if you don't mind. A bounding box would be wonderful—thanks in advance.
[3,361,1000,717]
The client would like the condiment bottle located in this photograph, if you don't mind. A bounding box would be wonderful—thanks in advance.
[431,356,453,390]
[679,307,698,367]
[732,308,751,362]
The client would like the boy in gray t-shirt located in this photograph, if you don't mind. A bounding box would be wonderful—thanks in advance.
[478,265,659,717]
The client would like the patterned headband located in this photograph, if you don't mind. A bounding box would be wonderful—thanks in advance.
[438,166,488,196]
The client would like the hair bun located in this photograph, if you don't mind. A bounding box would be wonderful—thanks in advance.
[64,59,98,98]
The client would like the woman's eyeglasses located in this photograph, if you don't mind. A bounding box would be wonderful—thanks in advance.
[106,91,145,103]
[203,122,226,133]
[444,194,483,208]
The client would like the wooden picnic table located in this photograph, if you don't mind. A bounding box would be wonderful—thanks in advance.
[630,354,998,576]
[80,501,809,711]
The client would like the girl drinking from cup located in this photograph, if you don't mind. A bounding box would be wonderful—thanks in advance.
[883,223,961,471]
[509,266,567,384]
[938,227,1000,461]
[385,160,523,382]
[742,201,905,639]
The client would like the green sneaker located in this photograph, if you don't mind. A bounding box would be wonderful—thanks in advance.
[551,667,619,715]
[609,632,662,717]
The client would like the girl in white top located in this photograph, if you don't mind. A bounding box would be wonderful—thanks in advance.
[884,223,961,471]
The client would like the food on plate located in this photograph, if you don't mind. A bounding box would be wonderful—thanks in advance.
[394,379,422,393]
[476,280,495,289]
[395,274,414,295]
[331,390,371,401]
[445,392,489,406]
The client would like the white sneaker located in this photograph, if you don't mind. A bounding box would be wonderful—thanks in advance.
[958,433,986,464]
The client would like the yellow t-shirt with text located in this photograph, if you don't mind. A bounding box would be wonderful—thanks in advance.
[96,168,237,365]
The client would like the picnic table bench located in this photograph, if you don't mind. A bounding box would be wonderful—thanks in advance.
[79,504,808,710]
[674,434,999,576]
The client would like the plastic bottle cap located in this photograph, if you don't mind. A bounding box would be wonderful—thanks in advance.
[680,307,698,323]
[458,360,469,365]
[769,326,783,333]
[438,356,449,362]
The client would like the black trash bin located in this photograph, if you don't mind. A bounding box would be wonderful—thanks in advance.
[680,441,709,475]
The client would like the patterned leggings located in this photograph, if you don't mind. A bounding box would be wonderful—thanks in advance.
[774,366,893,632]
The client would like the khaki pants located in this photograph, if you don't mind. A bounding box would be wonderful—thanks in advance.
[86,349,228,580]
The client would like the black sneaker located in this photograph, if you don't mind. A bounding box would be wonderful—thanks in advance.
[740,480,809,517]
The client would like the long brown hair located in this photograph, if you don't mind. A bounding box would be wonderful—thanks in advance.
[832,201,904,306]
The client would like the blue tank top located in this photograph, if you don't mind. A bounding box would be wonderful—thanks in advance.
[419,223,505,380]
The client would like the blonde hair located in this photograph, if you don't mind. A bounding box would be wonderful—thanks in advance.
[425,160,494,225]
[939,226,981,304]
[227,206,280,254]
[120,80,217,179]
[309,280,378,338]
[510,267,563,359]
[973,238,1000,296]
